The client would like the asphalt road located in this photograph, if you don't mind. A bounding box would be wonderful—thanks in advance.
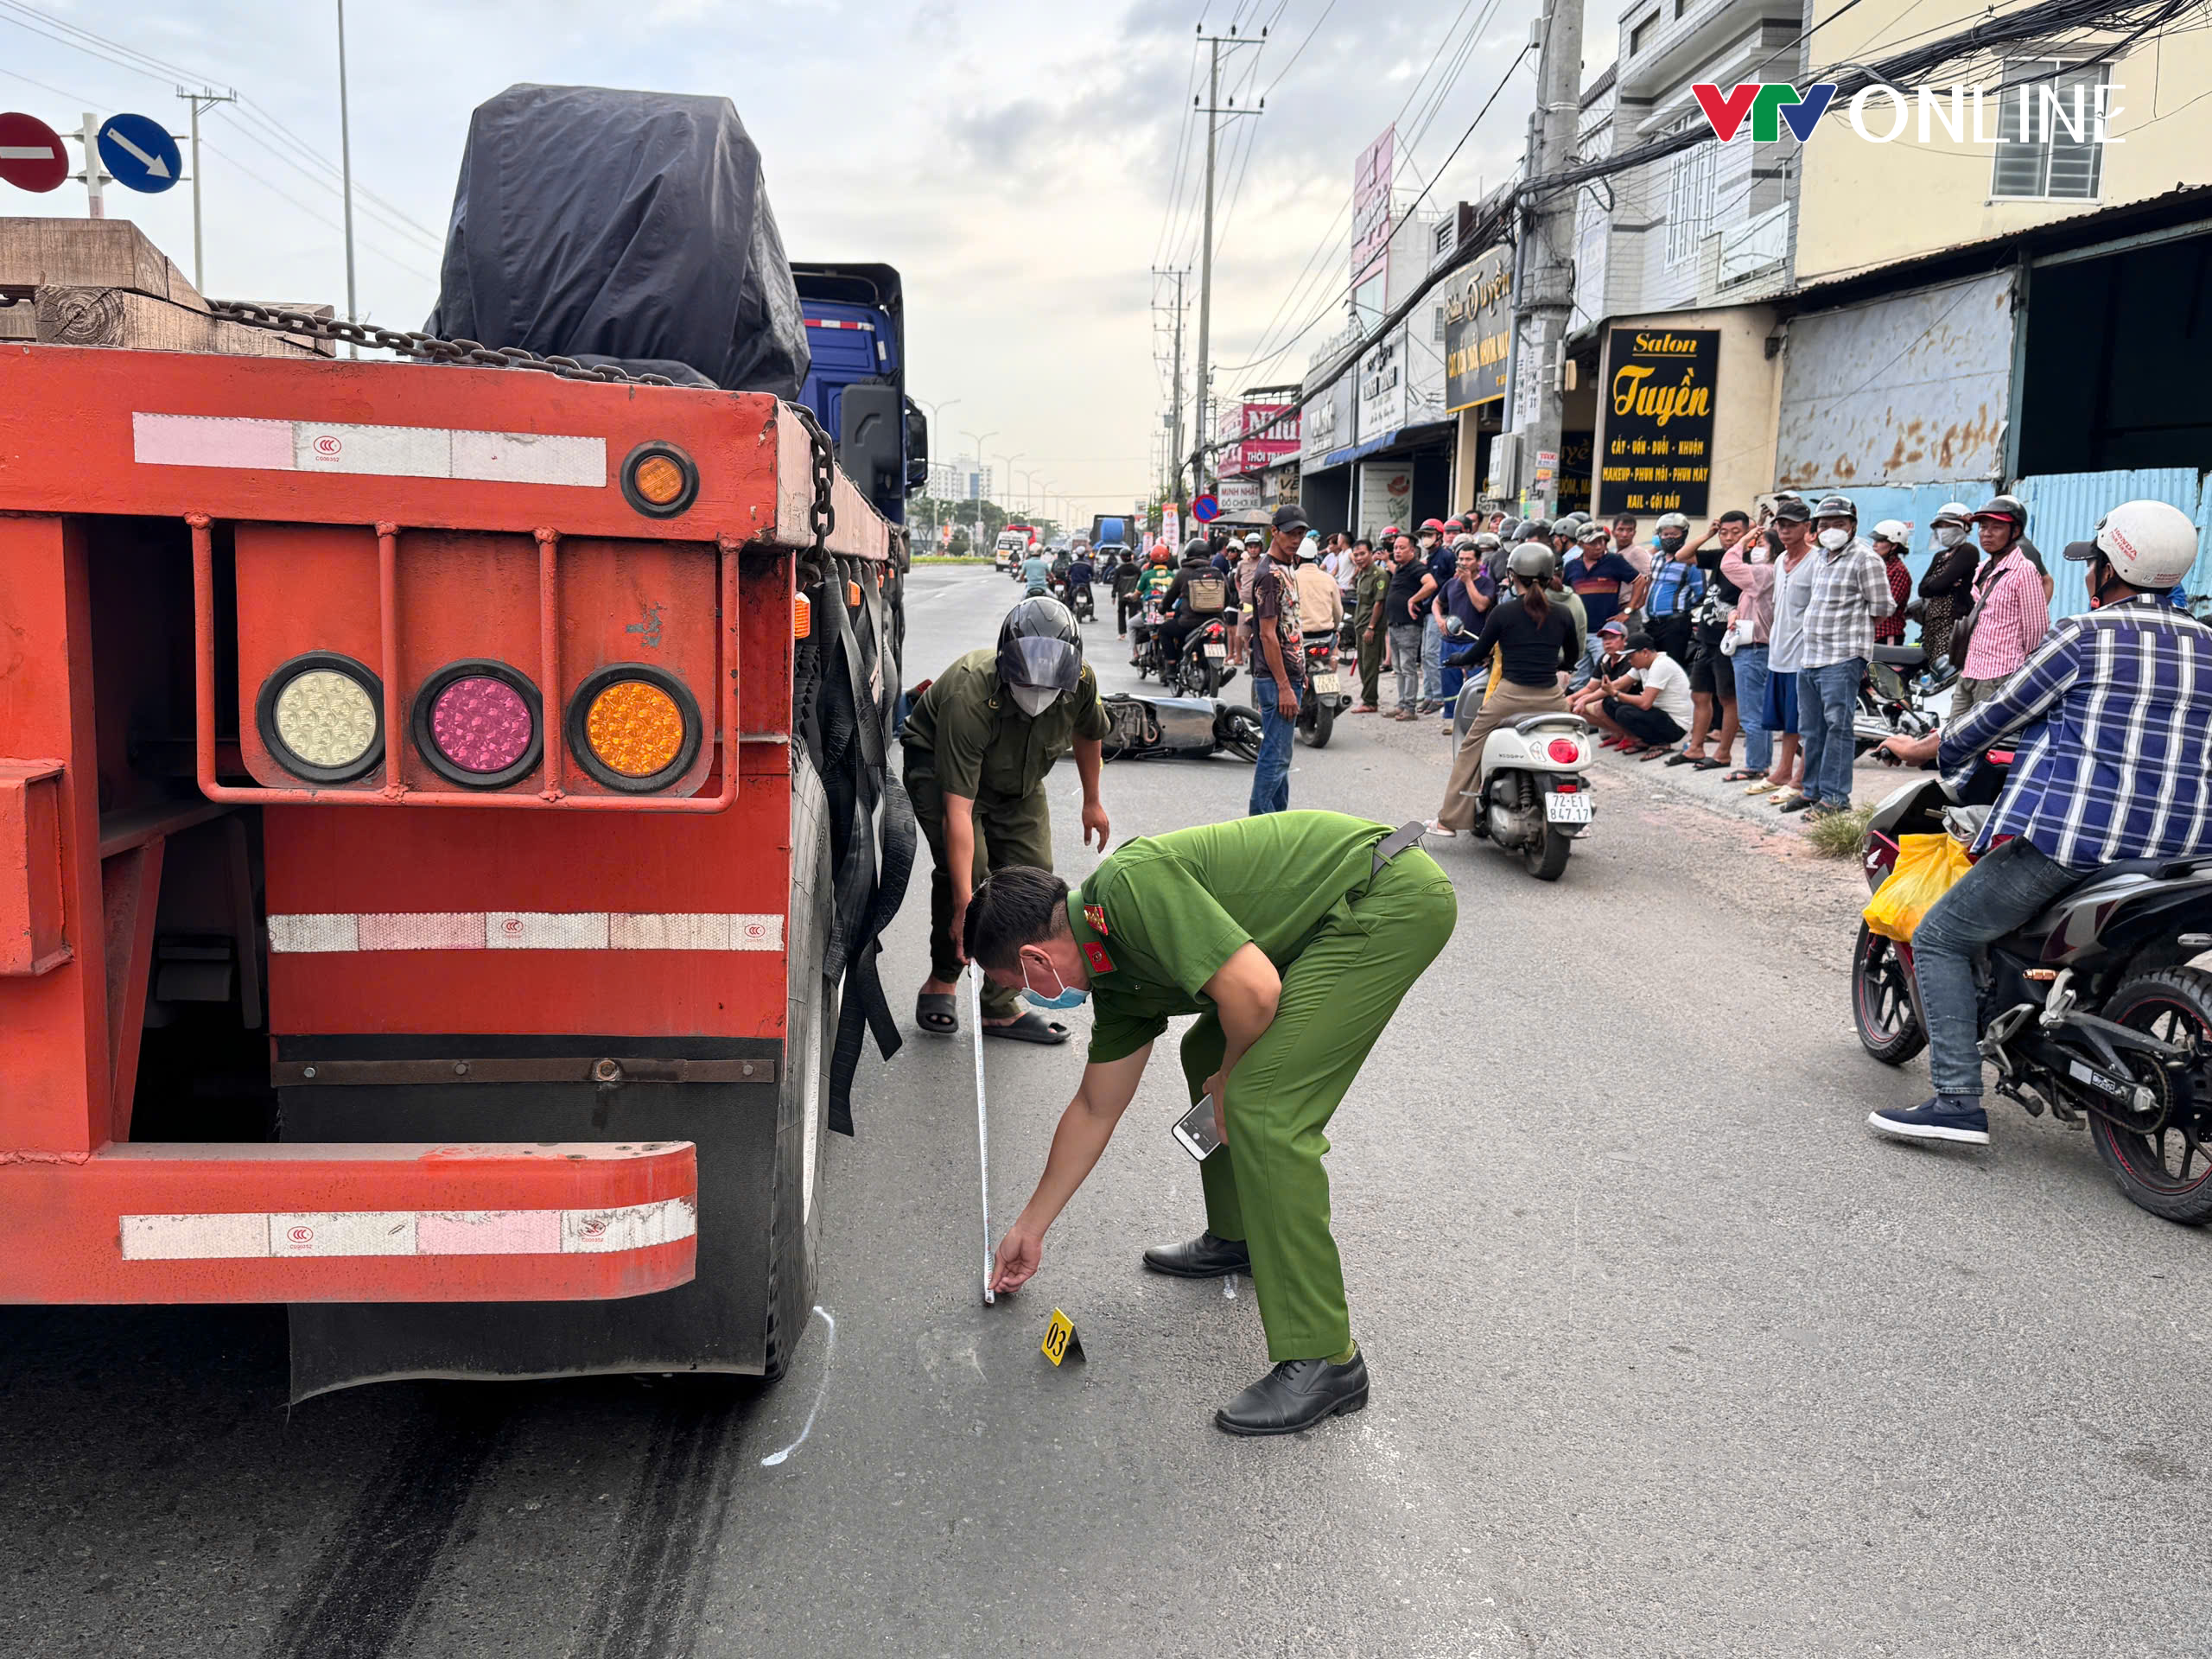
[8,563,2212,1658]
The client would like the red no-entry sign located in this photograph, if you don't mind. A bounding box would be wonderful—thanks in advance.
[0,111,67,194]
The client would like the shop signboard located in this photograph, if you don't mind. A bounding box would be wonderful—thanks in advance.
[1301,380,1342,464]
[1217,476,1263,512]
[1443,244,1513,413]
[1356,461,1413,539]
[1597,327,1719,517]
[1351,126,1395,290]
[1356,328,1406,445]
[1217,401,1300,478]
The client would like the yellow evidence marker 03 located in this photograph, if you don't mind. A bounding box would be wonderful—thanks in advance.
[1041,1308,1084,1366]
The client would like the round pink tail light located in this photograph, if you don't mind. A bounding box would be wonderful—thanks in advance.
[412,661,543,789]
[1548,737,1583,765]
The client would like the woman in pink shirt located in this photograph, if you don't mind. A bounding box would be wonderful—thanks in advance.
[1721,521,1802,793]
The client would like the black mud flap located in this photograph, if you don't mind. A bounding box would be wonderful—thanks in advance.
[283,1041,782,1402]
[814,560,914,1136]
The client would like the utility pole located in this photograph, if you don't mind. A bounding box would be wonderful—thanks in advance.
[334,0,359,358]
[1153,265,1188,506]
[1513,0,1584,520]
[962,429,996,557]
[70,113,108,219]
[1189,24,1264,505]
[175,86,238,295]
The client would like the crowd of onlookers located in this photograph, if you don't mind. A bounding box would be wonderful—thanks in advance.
[1097,487,2078,833]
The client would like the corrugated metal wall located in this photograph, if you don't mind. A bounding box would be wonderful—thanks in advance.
[1777,271,2016,491]
[2016,469,2212,617]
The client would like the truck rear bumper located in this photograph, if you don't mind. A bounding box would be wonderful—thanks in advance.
[0,1140,696,1304]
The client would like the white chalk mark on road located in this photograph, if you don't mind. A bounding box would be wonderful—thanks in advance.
[1223,1275,1236,1300]
[760,1306,836,1467]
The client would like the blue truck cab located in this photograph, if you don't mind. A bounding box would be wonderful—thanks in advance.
[793,262,925,528]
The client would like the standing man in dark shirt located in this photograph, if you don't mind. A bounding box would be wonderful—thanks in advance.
[1246,505,1309,815]
[1563,520,1641,688]
[1382,532,1436,721]
[1351,539,1389,714]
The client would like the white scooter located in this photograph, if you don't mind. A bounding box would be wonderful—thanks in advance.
[1445,618,1596,880]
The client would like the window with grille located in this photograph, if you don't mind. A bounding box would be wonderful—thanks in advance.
[1991,59,2108,200]
[1665,128,1717,267]
[1433,304,1446,341]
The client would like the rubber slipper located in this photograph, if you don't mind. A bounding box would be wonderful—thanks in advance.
[982,1011,1071,1045]
[915,991,958,1037]
[1664,751,1699,766]
[1638,746,1671,761]
[1722,769,1761,782]
[1693,757,1728,771]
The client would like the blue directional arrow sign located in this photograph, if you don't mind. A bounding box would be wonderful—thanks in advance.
[97,112,181,194]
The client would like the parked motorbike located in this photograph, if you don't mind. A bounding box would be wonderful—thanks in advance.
[1099,692,1262,764]
[1856,644,1955,758]
[1295,629,1349,748]
[1853,758,2212,1224]
[1172,615,1236,698]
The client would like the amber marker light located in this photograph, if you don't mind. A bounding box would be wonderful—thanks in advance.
[620,441,700,518]
[565,664,703,792]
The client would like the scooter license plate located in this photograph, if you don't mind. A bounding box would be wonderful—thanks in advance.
[1545,792,1593,823]
[1205,643,1227,658]
[1310,673,1339,695]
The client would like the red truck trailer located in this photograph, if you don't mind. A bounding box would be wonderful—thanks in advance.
[0,225,911,1394]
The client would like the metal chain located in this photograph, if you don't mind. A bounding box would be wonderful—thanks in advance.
[789,404,838,590]
[204,301,677,386]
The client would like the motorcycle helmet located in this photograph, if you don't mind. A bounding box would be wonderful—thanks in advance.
[1181,536,1211,561]
[1472,531,1502,551]
[1497,517,1523,543]
[996,596,1084,718]
[1872,518,1910,547]
[1518,518,1552,545]
[1656,512,1690,535]
[1812,493,1858,522]
[1380,524,1403,543]
[1419,518,1446,537]
[2066,499,2199,592]
[1506,544,1556,584]
[1971,494,2027,531]
[1149,545,1173,565]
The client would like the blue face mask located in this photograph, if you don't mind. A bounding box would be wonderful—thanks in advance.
[1020,953,1088,1010]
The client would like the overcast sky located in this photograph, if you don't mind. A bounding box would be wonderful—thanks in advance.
[2,0,1616,518]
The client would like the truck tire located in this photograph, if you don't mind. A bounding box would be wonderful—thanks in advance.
[765,747,839,1382]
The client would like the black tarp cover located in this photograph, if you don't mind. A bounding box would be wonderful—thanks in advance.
[427,84,809,397]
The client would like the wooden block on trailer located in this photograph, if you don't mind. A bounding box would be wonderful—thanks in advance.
[34,285,327,359]
[0,215,203,308]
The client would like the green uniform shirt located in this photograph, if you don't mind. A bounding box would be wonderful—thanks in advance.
[1135,565,1176,601]
[1071,810,1396,1063]
[901,649,1111,800]
[1352,563,1390,626]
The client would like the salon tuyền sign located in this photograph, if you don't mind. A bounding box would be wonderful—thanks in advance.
[1598,327,1717,518]
[1443,245,1512,414]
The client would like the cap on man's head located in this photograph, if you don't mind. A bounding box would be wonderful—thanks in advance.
[1271,503,1310,533]
[1624,632,1658,652]
[1599,618,1627,637]
[1771,496,1813,524]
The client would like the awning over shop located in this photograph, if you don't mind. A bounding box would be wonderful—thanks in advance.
[1321,418,1454,470]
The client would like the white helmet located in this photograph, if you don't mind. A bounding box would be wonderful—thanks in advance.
[1872,518,1910,545]
[1655,512,1690,533]
[2068,499,2199,592]
[1929,502,1972,527]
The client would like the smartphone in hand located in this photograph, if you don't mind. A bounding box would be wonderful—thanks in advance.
[1173,1095,1224,1161]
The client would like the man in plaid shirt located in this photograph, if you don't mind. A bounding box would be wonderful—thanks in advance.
[1868,501,2204,1148]
[1953,495,2051,717]
[1783,493,1894,823]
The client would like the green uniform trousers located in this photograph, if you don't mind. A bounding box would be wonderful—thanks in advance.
[905,750,1055,1020]
[1356,624,1384,705]
[1176,848,1456,1362]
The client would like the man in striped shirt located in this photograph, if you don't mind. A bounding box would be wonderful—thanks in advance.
[1952,495,2051,717]
[1868,501,2206,1147]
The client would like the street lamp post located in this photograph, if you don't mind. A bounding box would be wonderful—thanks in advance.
[961,429,995,557]
[913,397,960,543]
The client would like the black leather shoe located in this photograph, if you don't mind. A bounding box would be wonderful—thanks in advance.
[1214,1351,1370,1436]
[1141,1230,1250,1278]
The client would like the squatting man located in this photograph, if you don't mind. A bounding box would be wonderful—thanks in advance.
[963,810,1456,1436]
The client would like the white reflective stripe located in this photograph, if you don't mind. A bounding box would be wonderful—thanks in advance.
[120,1198,696,1261]
[133,413,605,487]
[804,318,874,331]
[268,912,785,951]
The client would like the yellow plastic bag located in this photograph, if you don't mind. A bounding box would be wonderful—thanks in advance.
[1862,834,1973,943]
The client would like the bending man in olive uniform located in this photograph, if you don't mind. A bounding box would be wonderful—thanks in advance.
[968,811,1456,1434]
[906,597,1111,1043]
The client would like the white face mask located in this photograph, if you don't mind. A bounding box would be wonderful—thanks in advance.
[1817,527,1851,551]
[1009,684,1062,717]
[1935,525,1967,548]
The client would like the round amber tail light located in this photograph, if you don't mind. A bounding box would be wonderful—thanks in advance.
[565,664,702,791]
[256,652,385,784]
[620,441,699,518]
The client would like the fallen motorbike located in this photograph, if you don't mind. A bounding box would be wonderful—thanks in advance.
[1295,629,1349,748]
[1171,614,1236,698]
[1100,692,1262,764]
[1854,757,2212,1223]
[1856,644,1955,757]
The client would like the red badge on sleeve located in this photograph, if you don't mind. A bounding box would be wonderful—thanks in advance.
[1083,904,1109,938]
[1083,940,1115,976]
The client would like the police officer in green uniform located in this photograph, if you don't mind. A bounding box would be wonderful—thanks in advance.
[906,597,1112,1043]
[965,810,1456,1434]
